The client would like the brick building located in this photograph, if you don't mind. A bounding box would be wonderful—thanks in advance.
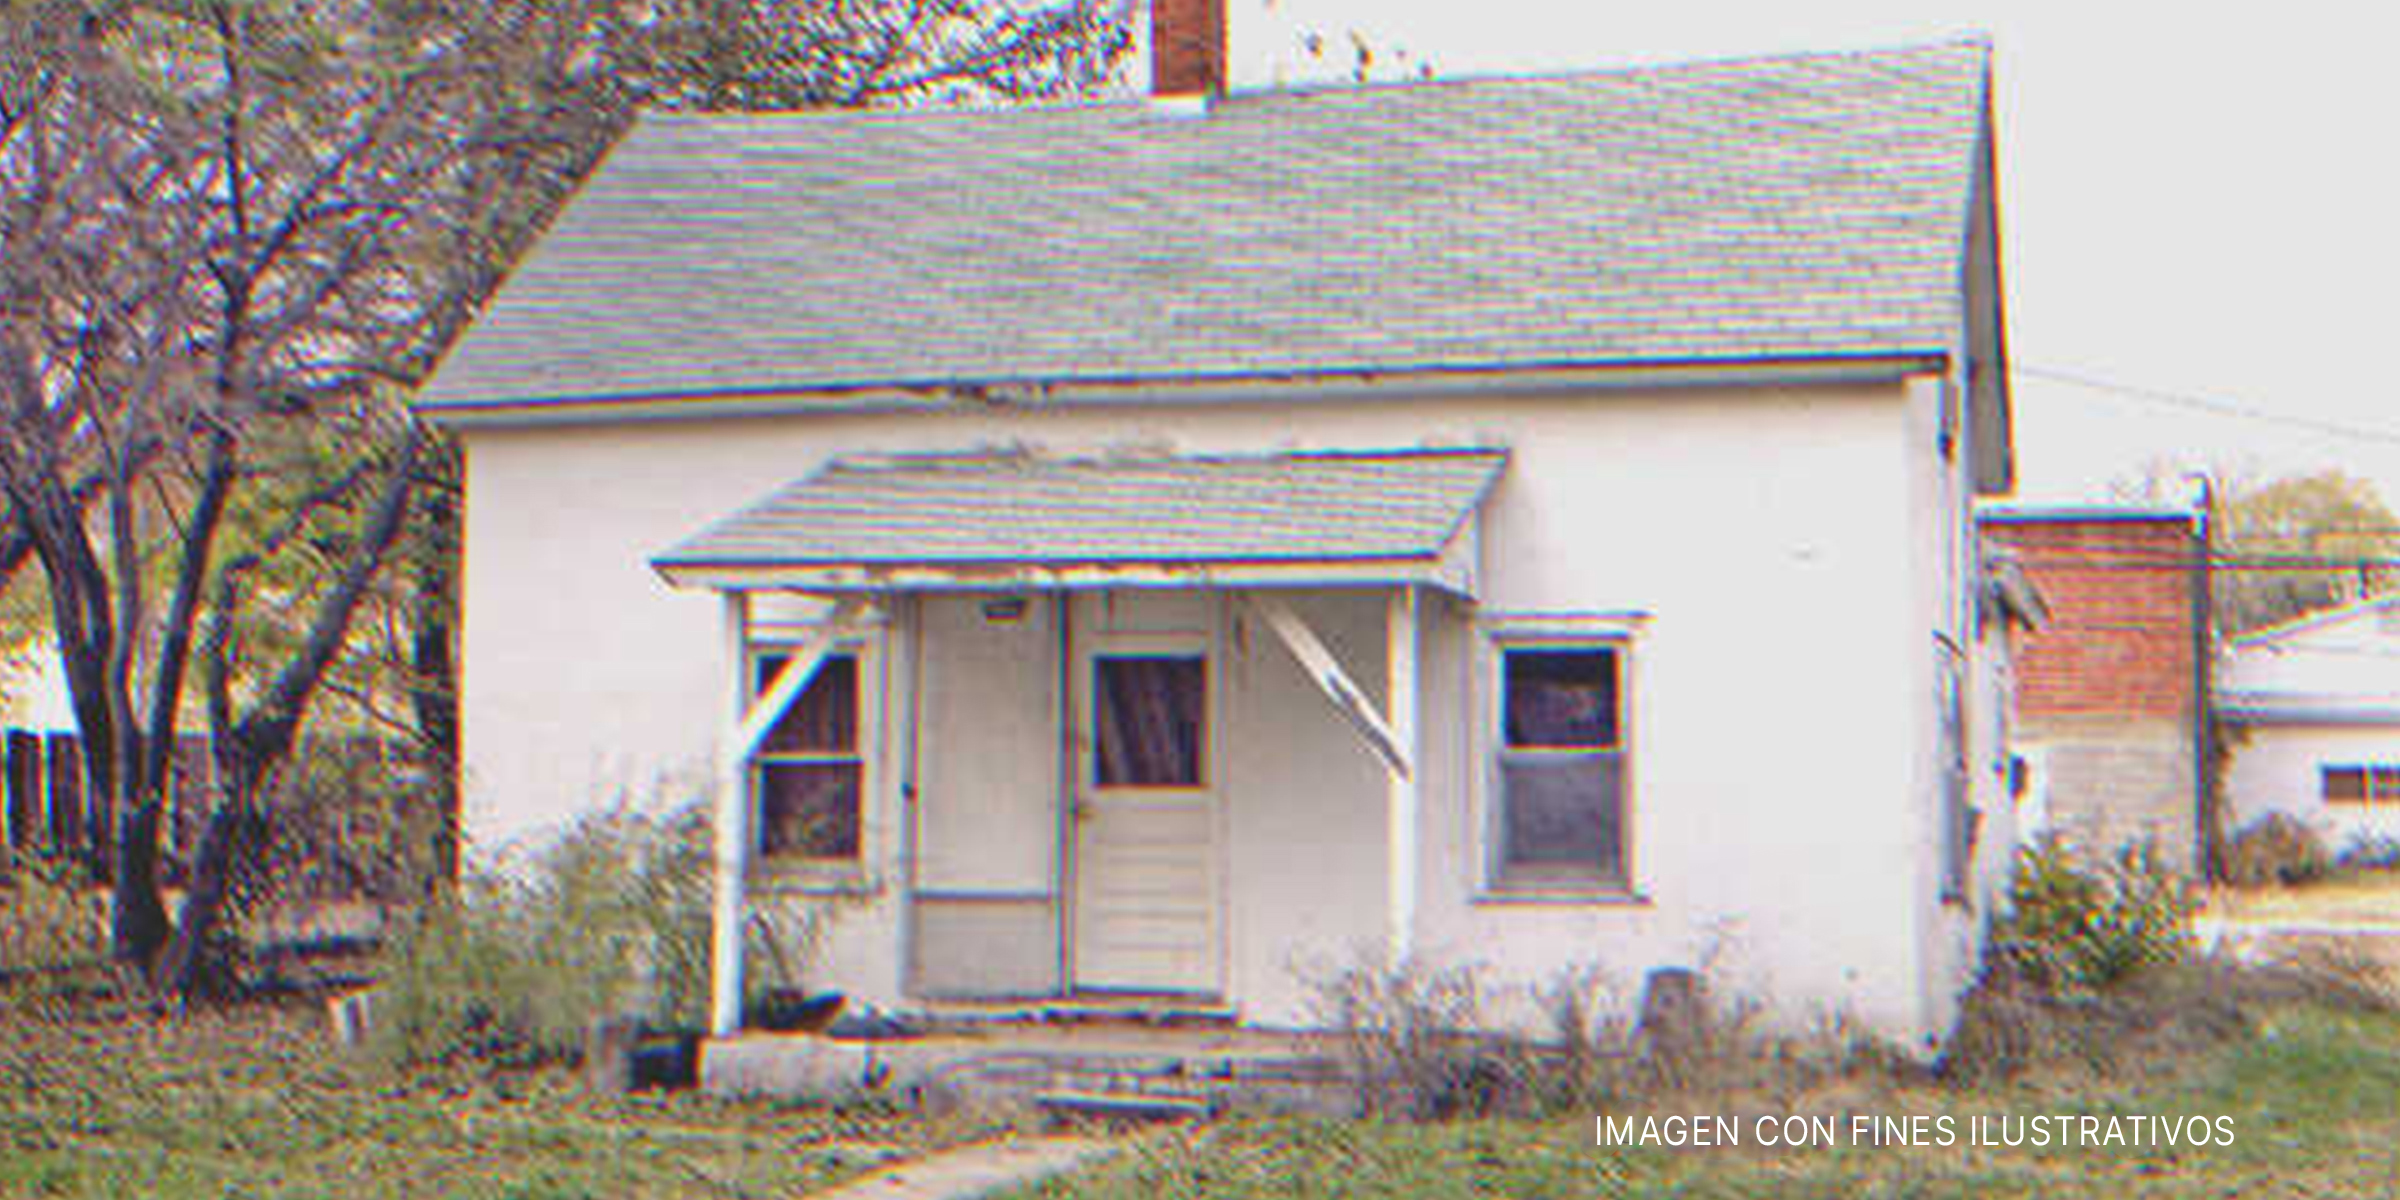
[1979,507,2208,869]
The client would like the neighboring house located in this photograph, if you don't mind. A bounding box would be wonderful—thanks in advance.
[2218,595,2400,850]
[415,9,2021,1050]
[1977,507,2207,869]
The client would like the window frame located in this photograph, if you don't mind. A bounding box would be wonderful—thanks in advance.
[1476,615,1643,901]
[744,635,879,887]
[2322,764,2400,806]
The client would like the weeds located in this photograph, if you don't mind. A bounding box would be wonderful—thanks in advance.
[2221,813,2335,887]
[371,800,713,1070]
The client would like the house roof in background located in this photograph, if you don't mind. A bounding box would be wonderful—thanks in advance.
[418,41,1992,415]
[653,447,1505,587]
[1977,504,2198,526]
[2228,591,2400,649]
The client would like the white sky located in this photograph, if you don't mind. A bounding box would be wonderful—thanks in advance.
[1223,1,2400,505]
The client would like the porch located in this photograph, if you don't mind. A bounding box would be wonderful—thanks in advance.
[698,1016,1351,1116]
[651,449,1511,1037]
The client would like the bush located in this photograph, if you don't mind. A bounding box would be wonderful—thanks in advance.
[1989,837,2197,994]
[2221,814,2334,887]
[2336,831,2400,874]
[370,800,712,1070]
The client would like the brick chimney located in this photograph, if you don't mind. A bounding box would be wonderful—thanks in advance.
[1149,0,1226,98]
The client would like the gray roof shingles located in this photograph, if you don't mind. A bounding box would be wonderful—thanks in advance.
[418,41,1990,412]
[654,448,1508,570]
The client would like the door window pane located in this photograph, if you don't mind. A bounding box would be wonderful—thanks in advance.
[1094,656,1206,787]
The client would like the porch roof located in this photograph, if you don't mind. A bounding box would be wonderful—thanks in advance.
[652,447,1505,594]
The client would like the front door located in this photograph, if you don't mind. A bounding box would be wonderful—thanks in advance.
[1067,593,1223,996]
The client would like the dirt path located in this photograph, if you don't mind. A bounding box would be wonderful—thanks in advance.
[803,1135,1118,1200]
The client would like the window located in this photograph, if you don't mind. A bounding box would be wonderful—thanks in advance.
[751,651,863,860]
[1092,655,1207,787]
[2322,765,2400,805]
[1492,642,1628,890]
[1937,650,1975,903]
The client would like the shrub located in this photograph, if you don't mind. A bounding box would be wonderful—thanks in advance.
[2221,814,2334,887]
[2336,831,2400,874]
[1989,837,2197,994]
[370,800,713,1070]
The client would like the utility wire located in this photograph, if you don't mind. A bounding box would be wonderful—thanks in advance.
[2014,363,2400,448]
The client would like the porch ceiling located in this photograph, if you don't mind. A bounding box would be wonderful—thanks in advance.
[652,447,1505,596]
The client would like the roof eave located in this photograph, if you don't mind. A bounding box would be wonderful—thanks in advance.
[415,352,1952,429]
[652,552,1478,599]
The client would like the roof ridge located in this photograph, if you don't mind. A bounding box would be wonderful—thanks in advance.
[820,445,1510,474]
[627,37,1992,132]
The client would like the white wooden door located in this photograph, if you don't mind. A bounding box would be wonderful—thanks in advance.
[1068,594,1223,996]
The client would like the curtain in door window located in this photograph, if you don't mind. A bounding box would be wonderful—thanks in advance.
[1093,656,1205,787]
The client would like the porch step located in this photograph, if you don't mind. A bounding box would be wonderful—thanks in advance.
[1034,1088,1213,1121]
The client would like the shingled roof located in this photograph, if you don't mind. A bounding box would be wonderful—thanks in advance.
[417,40,1993,414]
[653,448,1507,590]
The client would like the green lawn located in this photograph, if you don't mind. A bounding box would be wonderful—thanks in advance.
[0,983,1006,1200]
[1007,1004,2400,1200]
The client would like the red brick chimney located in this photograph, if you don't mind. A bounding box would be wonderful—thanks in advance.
[1150,0,1226,98]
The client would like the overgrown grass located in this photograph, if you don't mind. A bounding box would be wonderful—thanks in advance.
[0,979,1008,1200]
[1007,1002,2400,1199]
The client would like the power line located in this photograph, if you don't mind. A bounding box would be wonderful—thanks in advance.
[2014,363,2400,448]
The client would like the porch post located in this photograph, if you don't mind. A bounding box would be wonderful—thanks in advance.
[1386,585,1421,964]
[710,590,750,1037]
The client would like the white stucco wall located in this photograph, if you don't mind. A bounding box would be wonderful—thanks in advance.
[455,374,1985,1045]
[2222,723,2400,849]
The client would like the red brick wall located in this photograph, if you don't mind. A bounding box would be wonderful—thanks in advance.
[1150,0,1226,96]
[1983,516,2199,720]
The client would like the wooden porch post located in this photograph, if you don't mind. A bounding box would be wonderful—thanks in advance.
[1386,585,1421,964]
[711,591,751,1037]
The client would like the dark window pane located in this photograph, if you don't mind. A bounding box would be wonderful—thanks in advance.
[2325,767,2368,802]
[1094,656,1206,787]
[2374,767,2400,799]
[759,762,861,859]
[1504,649,1618,748]
[1499,754,1624,883]
[755,654,858,754]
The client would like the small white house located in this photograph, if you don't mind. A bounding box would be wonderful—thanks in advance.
[415,29,2022,1050]
[2219,595,2400,851]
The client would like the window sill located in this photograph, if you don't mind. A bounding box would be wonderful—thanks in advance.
[1472,887,1651,908]
[748,859,874,896]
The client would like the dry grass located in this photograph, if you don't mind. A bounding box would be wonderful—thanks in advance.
[0,977,1011,1200]
[2204,870,2400,926]
[1010,997,2400,1200]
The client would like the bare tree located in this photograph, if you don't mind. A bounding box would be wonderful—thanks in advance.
[1,0,1128,992]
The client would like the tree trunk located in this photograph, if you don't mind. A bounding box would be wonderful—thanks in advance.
[110,791,170,965]
[409,469,461,888]
[163,426,424,994]
[155,786,254,994]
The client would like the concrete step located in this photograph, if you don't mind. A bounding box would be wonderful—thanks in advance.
[1033,1089,1213,1121]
